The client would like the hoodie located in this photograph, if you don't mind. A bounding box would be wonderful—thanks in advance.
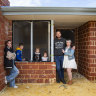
[16,47,22,61]
[54,37,66,56]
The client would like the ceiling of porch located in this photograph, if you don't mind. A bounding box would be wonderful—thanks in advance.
[1,7,96,29]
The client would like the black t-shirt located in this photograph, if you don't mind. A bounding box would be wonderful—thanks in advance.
[54,37,66,56]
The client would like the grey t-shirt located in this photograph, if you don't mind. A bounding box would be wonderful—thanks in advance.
[54,37,66,56]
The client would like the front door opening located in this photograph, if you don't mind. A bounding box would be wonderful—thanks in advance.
[56,29,75,45]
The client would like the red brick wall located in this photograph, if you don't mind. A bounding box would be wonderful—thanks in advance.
[0,11,9,91]
[16,62,56,83]
[8,21,12,40]
[74,28,79,71]
[75,21,96,81]
[0,0,10,91]
[0,0,10,6]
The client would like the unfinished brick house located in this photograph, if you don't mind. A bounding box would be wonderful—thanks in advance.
[0,0,96,91]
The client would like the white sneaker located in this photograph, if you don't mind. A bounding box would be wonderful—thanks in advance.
[5,76,7,84]
[13,85,18,88]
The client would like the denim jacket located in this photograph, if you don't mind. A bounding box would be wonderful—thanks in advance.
[64,47,75,60]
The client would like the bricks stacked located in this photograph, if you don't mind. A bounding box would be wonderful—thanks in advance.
[0,0,10,91]
[8,21,12,40]
[74,28,79,70]
[16,62,56,83]
[0,0,10,6]
[0,11,9,91]
[75,21,96,81]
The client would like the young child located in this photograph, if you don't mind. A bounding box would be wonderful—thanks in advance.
[16,43,25,61]
[62,40,77,85]
[33,48,41,62]
[42,51,48,62]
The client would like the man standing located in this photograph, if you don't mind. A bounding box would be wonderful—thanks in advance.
[54,30,66,84]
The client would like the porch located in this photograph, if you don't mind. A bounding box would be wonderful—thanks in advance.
[1,73,96,96]
[0,6,96,92]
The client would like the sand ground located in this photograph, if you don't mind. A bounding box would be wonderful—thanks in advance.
[0,74,96,96]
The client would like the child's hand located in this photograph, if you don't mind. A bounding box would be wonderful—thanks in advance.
[62,49,65,53]
[22,58,25,61]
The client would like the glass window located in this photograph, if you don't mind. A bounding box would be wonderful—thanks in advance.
[13,21,50,61]
[13,21,31,61]
[33,21,49,57]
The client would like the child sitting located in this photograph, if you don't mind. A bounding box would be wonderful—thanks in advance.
[16,43,25,61]
[33,48,41,62]
[42,51,48,62]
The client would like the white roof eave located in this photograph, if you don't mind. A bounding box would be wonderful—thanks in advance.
[1,6,96,16]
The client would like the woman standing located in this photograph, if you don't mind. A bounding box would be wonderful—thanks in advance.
[4,40,19,88]
[62,40,77,85]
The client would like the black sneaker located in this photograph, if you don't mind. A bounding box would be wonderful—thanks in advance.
[60,79,66,84]
[56,78,60,83]
[56,80,60,83]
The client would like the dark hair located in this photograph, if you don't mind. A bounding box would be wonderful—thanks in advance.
[19,43,24,46]
[44,51,47,54]
[5,40,11,46]
[56,30,61,33]
[43,51,47,55]
[35,48,40,50]
[43,51,47,56]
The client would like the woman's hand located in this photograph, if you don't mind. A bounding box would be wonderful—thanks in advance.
[72,46,75,50]
[62,49,65,53]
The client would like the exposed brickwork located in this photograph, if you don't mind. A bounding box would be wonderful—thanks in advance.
[75,21,96,81]
[8,21,12,40]
[0,0,10,6]
[16,62,56,83]
[74,28,79,72]
[0,11,8,91]
[0,0,96,91]
[0,0,10,91]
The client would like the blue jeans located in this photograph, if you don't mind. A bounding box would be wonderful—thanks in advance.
[6,64,19,87]
[55,56,64,80]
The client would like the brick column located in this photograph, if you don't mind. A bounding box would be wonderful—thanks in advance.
[75,21,96,81]
[74,28,79,71]
[8,21,12,40]
[0,0,10,91]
